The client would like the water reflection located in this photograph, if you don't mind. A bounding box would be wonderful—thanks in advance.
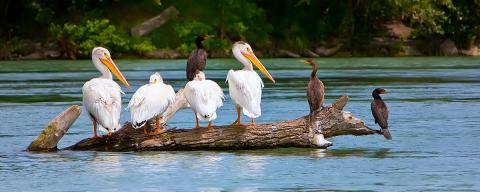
[231,148,394,159]
[91,152,125,174]
[133,151,179,174]
[235,155,267,177]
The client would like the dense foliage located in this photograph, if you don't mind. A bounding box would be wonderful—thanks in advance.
[49,19,155,58]
[1,0,480,58]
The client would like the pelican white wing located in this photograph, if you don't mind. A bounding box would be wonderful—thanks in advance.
[184,79,224,121]
[226,69,264,118]
[82,78,124,133]
[128,83,175,128]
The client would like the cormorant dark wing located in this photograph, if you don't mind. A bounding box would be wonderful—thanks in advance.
[186,49,207,81]
[371,99,389,129]
[307,78,324,113]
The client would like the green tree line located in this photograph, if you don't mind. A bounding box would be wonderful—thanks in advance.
[1,0,479,59]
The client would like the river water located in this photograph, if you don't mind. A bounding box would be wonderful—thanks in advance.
[0,58,479,191]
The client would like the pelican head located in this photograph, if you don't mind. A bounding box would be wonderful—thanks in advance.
[92,47,130,87]
[149,72,163,84]
[232,41,275,83]
[193,70,206,81]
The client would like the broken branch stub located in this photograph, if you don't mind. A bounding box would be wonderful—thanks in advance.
[27,105,81,151]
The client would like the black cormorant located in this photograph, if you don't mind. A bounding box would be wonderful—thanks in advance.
[371,88,392,140]
[186,34,211,81]
[303,59,325,121]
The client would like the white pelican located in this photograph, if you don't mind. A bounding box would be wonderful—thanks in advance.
[226,41,275,126]
[82,47,130,138]
[184,71,224,128]
[127,72,176,134]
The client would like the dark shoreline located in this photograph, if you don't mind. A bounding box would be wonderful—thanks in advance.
[3,42,479,61]
[3,36,480,61]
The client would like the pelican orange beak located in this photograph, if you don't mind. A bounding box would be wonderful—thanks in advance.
[99,55,130,87]
[242,49,275,83]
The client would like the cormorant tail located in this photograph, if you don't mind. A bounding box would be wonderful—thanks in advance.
[382,128,392,140]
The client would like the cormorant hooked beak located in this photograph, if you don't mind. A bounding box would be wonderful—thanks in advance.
[202,34,214,40]
[301,59,314,65]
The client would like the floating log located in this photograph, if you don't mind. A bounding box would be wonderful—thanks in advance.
[27,90,380,152]
[63,93,378,151]
[158,88,189,125]
[27,105,81,151]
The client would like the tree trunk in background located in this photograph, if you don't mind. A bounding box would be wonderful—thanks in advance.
[131,6,179,37]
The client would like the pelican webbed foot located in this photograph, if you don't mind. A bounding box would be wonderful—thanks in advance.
[231,119,248,126]
[149,116,165,134]
[231,106,248,126]
[250,118,256,126]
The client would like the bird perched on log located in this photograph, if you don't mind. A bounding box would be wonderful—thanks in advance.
[371,88,392,140]
[186,34,212,81]
[227,41,275,126]
[302,59,325,121]
[127,72,176,134]
[184,71,224,128]
[83,47,130,138]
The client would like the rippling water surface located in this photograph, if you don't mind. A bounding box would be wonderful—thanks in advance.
[0,58,479,191]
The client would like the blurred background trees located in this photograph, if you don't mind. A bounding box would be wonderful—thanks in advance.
[1,0,479,59]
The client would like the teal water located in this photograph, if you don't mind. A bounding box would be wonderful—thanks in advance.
[0,58,479,191]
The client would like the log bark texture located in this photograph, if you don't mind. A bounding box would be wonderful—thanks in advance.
[64,94,379,152]
[27,105,81,151]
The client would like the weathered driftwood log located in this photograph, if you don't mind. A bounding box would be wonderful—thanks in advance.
[63,93,379,151]
[131,6,179,37]
[158,88,189,125]
[27,105,81,151]
[27,89,380,152]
